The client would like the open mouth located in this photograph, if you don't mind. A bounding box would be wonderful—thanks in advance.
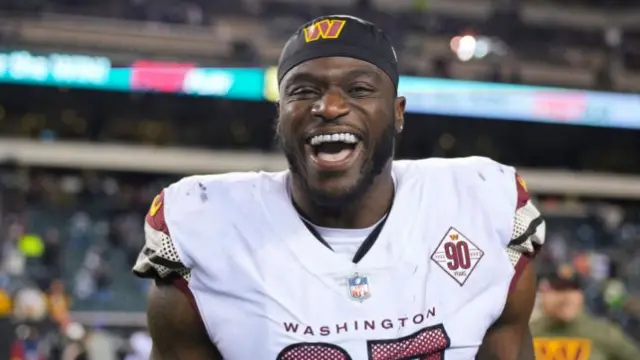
[306,132,363,170]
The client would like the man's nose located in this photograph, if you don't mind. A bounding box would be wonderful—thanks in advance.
[311,89,350,122]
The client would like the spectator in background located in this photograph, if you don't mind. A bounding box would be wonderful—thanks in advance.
[61,322,88,360]
[10,325,44,360]
[12,286,47,323]
[2,221,27,277]
[17,234,44,261]
[84,326,119,360]
[0,276,12,360]
[18,233,48,289]
[73,245,113,302]
[531,267,640,360]
[47,279,71,330]
[0,280,11,318]
[124,331,152,360]
[42,228,63,281]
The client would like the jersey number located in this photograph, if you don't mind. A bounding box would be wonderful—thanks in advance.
[444,241,472,271]
[277,324,450,360]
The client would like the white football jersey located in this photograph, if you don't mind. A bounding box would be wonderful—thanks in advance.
[134,156,545,360]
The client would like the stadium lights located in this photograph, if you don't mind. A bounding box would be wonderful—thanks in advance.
[450,35,494,61]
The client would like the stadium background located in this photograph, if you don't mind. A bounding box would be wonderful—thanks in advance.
[0,0,639,358]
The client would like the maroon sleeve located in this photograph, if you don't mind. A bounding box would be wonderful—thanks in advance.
[145,191,170,235]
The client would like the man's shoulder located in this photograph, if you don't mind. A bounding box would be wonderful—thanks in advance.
[394,157,518,194]
[396,157,543,264]
[170,171,285,194]
[164,171,287,207]
[394,156,515,178]
[135,171,287,279]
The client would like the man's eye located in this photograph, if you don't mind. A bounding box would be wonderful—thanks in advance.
[349,86,373,97]
[291,88,317,96]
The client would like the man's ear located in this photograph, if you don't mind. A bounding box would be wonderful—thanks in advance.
[395,96,406,133]
[274,101,281,136]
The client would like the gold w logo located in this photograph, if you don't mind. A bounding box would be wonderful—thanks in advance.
[534,338,592,360]
[148,194,163,217]
[303,19,346,43]
[516,174,528,192]
[449,233,459,241]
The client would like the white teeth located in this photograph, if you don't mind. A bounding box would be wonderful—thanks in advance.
[309,133,359,146]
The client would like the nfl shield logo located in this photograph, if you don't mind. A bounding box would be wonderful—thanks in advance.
[347,273,371,301]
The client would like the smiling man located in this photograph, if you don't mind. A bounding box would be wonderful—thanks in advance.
[134,15,546,359]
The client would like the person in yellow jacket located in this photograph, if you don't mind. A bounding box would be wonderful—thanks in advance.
[47,280,71,329]
[0,288,11,317]
[530,268,640,360]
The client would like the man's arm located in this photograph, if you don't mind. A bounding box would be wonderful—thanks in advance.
[147,280,222,360]
[476,261,537,360]
[136,189,221,359]
[475,170,543,360]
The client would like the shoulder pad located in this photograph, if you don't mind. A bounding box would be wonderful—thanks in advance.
[507,172,545,293]
[508,173,545,260]
[446,158,546,258]
[133,186,191,281]
[132,172,274,281]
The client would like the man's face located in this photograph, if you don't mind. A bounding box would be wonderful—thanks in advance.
[277,57,405,208]
[540,286,584,323]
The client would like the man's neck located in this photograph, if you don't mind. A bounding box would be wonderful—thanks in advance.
[291,166,395,229]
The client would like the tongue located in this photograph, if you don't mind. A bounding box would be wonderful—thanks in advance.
[317,148,353,163]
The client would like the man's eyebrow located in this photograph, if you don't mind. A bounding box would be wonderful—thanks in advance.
[284,72,322,87]
[282,66,383,91]
[342,68,382,81]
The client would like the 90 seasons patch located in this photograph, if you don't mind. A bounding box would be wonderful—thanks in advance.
[431,227,484,286]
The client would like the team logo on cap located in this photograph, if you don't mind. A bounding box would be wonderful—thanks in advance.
[303,19,346,43]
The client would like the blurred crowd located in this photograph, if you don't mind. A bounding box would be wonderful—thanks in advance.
[1,0,639,90]
[533,199,640,340]
[0,165,164,359]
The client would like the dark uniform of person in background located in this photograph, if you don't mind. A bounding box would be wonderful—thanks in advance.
[530,267,640,360]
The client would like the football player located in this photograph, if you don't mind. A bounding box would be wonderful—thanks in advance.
[134,15,545,359]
